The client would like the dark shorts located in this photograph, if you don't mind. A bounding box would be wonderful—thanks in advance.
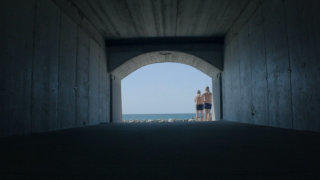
[204,103,212,110]
[196,104,204,111]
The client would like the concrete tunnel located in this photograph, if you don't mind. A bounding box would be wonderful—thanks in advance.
[1,0,320,178]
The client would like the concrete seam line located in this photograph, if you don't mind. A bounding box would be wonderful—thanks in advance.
[57,9,63,129]
[282,0,294,129]
[30,0,38,134]
[261,6,270,127]
[75,25,79,127]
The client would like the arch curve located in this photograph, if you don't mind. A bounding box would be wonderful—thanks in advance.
[111,51,221,79]
[110,51,222,123]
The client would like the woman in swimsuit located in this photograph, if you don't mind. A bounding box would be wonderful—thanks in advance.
[194,90,204,121]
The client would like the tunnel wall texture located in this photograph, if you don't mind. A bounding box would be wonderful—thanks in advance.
[0,0,110,137]
[223,0,320,131]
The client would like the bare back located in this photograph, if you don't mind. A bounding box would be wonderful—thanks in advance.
[194,94,204,105]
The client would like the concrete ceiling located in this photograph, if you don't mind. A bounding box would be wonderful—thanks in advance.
[70,0,251,38]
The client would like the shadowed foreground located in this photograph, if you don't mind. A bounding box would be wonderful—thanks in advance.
[0,121,319,179]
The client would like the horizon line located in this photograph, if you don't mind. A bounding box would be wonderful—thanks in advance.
[123,113,194,115]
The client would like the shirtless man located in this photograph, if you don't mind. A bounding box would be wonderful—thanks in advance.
[194,90,204,121]
[202,86,213,121]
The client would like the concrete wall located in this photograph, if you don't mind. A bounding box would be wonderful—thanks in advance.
[0,0,110,137]
[111,75,122,122]
[112,51,221,79]
[223,0,320,131]
[106,38,224,72]
[212,73,222,121]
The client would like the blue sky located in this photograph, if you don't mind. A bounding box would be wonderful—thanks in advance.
[121,62,212,114]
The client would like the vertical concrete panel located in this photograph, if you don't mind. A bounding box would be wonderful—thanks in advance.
[223,0,319,132]
[223,38,238,122]
[0,0,35,136]
[112,76,122,122]
[222,43,232,121]
[248,8,269,126]
[212,74,221,120]
[286,0,320,131]
[89,40,100,125]
[0,0,108,137]
[76,28,90,127]
[225,37,235,122]
[118,78,122,122]
[107,74,111,122]
[99,47,108,123]
[105,61,111,123]
[32,0,60,132]
[58,14,78,129]
[224,7,270,126]
[106,54,111,123]
[103,50,111,123]
[0,1,4,134]
[263,0,292,129]
[237,23,252,124]
[230,36,242,122]
[98,47,103,123]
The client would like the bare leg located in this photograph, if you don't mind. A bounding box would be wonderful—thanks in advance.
[204,109,207,121]
[200,110,203,121]
[205,109,209,121]
[195,110,198,121]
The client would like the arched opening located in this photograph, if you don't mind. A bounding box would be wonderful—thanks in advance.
[111,51,222,122]
[121,62,213,121]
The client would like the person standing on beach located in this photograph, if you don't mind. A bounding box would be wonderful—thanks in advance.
[194,90,204,121]
[202,86,213,121]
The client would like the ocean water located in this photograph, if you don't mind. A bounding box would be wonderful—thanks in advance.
[123,113,195,121]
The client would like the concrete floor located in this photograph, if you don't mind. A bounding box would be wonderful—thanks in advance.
[0,121,319,179]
